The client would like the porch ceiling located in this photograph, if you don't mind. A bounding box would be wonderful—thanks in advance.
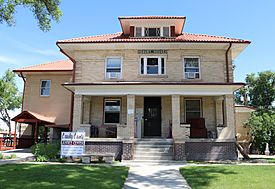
[62,82,244,96]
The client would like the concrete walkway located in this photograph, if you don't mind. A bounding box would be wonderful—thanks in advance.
[0,148,34,165]
[122,162,191,189]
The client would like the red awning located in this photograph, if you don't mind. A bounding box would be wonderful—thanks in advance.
[11,111,55,125]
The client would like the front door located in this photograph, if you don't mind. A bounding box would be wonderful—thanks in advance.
[144,97,161,137]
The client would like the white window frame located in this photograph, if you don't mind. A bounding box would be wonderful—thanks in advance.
[184,99,202,122]
[134,26,170,37]
[105,56,123,79]
[183,56,201,80]
[104,98,121,124]
[40,80,51,97]
[140,56,166,75]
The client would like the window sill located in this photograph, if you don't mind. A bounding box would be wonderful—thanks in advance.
[182,78,202,82]
[138,74,168,78]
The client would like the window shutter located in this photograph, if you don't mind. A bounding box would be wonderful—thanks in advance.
[170,26,176,37]
[130,26,135,37]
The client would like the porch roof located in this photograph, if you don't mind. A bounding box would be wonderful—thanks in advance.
[62,82,244,96]
[11,111,55,125]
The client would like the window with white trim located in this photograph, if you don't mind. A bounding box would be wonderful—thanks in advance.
[105,57,122,79]
[104,99,121,124]
[40,80,51,96]
[185,99,201,121]
[145,27,160,37]
[134,27,170,37]
[184,57,200,79]
[140,56,166,75]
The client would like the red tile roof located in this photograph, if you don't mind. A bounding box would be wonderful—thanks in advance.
[13,59,73,72]
[57,32,250,44]
[118,16,186,19]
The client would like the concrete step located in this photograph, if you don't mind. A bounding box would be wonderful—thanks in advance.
[134,155,173,160]
[136,141,173,145]
[135,151,172,156]
[135,144,172,148]
[135,148,172,153]
[122,160,186,165]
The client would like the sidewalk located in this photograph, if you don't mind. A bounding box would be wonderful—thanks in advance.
[0,148,34,165]
[122,162,191,189]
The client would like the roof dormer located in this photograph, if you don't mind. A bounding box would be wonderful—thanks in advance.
[118,16,186,37]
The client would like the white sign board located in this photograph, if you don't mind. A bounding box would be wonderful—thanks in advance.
[61,132,85,157]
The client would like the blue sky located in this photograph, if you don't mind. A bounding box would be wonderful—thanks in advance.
[0,0,274,91]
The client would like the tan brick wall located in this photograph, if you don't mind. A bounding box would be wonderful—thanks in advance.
[236,112,252,142]
[23,73,72,125]
[74,49,232,83]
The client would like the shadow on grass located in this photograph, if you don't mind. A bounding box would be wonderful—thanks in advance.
[180,166,237,189]
[0,164,129,189]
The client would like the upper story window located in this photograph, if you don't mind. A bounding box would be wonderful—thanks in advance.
[40,80,51,96]
[140,56,166,75]
[134,27,170,37]
[105,57,122,79]
[183,57,200,79]
[104,99,121,124]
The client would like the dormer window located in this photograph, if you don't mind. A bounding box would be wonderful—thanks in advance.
[145,28,160,37]
[133,26,171,37]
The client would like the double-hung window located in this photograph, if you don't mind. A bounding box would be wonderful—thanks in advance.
[40,80,51,96]
[185,99,201,121]
[144,28,160,37]
[140,56,166,75]
[104,99,121,124]
[105,57,122,79]
[184,57,200,79]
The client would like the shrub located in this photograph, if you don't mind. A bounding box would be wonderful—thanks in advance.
[11,154,16,159]
[0,153,3,159]
[31,142,60,161]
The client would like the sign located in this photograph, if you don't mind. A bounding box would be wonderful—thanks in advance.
[61,132,85,157]
[138,49,168,54]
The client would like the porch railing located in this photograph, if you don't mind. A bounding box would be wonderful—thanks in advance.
[90,125,117,138]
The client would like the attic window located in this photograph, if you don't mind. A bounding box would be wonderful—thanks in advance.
[136,27,142,37]
[145,28,160,37]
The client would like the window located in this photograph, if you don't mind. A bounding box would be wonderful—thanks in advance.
[145,28,160,37]
[184,57,200,79]
[140,56,166,75]
[135,27,142,37]
[104,99,121,124]
[185,99,201,121]
[105,57,122,79]
[163,27,170,37]
[40,80,51,96]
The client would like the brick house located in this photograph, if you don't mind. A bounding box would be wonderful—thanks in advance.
[12,16,250,161]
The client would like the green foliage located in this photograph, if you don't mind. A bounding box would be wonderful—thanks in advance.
[0,153,3,159]
[0,70,21,134]
[0,0,62,32]
[31,142,60,161]
[245,110,275,153]
[10,154,16,159]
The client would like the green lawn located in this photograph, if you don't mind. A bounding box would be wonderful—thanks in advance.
[0,164,129,189]
[180,165,275,189]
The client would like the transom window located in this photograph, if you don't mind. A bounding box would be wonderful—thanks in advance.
[184,57,200,79]
[140,56,166,75]
[104,99,121,124]
[185,99,201,121]
[105,57,122,79]
[40,80,51,96]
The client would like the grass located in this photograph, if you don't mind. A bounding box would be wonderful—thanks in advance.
[0,164,129,189]
[180,165,275,189]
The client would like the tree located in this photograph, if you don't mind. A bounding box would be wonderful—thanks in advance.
[0,0,62,32]
[245,111,275,154]
[235,71,275,108]
[0,70,21,135]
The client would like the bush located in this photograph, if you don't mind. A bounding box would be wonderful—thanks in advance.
[0,153,3,159]
[31,142,60,161]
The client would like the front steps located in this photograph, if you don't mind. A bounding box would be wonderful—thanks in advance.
[134,139,174,161]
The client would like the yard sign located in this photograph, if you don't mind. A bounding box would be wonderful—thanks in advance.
[61,132,85,157]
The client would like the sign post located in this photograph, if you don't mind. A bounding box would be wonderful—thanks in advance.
[61,132,85,158]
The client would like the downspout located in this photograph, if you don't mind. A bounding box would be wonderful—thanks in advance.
[19,72,26,111]
[225,43,232,83]
[57,44,76,131]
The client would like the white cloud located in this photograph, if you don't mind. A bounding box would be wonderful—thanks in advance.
[32,49,60,56]
[0,55,20,65]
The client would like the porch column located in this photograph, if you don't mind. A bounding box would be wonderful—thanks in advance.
[126,94,135,139]
[172,95,181,140]
[215,97,224,126]
[217,94,235,140]
[72,94,83,132]
[13,122,17,149]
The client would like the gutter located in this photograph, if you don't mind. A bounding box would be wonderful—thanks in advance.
[225,43,232,83]
[19,72,26,112]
